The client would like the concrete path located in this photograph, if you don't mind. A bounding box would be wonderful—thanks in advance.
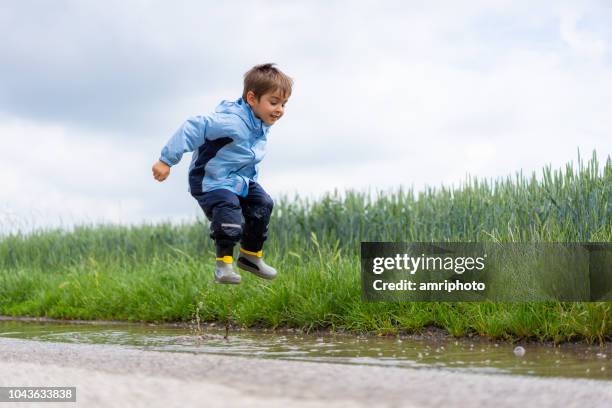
[0,338,610,408]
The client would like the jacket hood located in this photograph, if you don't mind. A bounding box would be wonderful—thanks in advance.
[215,97,270,133]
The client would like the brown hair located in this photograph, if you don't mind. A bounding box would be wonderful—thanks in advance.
[243,63,293,101]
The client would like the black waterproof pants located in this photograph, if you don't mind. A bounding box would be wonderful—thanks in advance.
[191,181,274,253]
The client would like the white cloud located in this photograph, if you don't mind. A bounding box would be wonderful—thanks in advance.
[1,1,611,233]
[0,119,201,233]
[559,7,607,60]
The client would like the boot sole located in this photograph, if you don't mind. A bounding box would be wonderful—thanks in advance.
[214,277,241,284]
[237,257,277,280]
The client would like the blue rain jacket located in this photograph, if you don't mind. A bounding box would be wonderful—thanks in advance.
[159,97,271,197]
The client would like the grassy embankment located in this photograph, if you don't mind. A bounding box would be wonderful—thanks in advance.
[0,153,610,343]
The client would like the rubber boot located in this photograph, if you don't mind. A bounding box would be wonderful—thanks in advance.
[214,245,241,284]
[236,248,277,280]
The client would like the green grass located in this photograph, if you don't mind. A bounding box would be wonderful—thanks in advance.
[0,152,610,343]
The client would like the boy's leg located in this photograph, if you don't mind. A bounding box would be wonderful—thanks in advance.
[236,182,277,279]
[192,189,243,284]
[193,189,243,249]
[238,181,274,252]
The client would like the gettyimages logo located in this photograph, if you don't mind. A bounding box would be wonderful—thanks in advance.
[372,253,487,275]
[361,242,612,302]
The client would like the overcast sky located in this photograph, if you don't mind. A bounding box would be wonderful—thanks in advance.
[1,0,611,233]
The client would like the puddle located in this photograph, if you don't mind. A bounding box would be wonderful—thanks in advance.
[0,319,609,380]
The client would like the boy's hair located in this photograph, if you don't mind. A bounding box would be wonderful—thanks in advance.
[243,63,293,101]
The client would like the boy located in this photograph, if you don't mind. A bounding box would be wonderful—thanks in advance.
[152,63,292,284]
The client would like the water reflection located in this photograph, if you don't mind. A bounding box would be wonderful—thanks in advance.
[0,319,609,380]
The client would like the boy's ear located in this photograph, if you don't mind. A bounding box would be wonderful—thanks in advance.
[246,90,257,106]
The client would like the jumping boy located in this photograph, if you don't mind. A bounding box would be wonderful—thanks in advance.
[152,63,292,284]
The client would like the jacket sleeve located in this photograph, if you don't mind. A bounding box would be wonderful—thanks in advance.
[159,116,209,166]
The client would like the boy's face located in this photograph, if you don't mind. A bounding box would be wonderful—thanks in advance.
[246,90,289,126]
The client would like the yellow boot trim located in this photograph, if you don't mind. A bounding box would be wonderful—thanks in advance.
[215,256,233,264]
[240,248,263,257]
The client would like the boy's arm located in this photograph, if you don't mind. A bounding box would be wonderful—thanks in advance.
[159,115,210,166]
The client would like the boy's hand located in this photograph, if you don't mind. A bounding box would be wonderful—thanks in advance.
[152,160,171,182]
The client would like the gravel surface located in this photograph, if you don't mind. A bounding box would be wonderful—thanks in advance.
[0,337,610,408]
